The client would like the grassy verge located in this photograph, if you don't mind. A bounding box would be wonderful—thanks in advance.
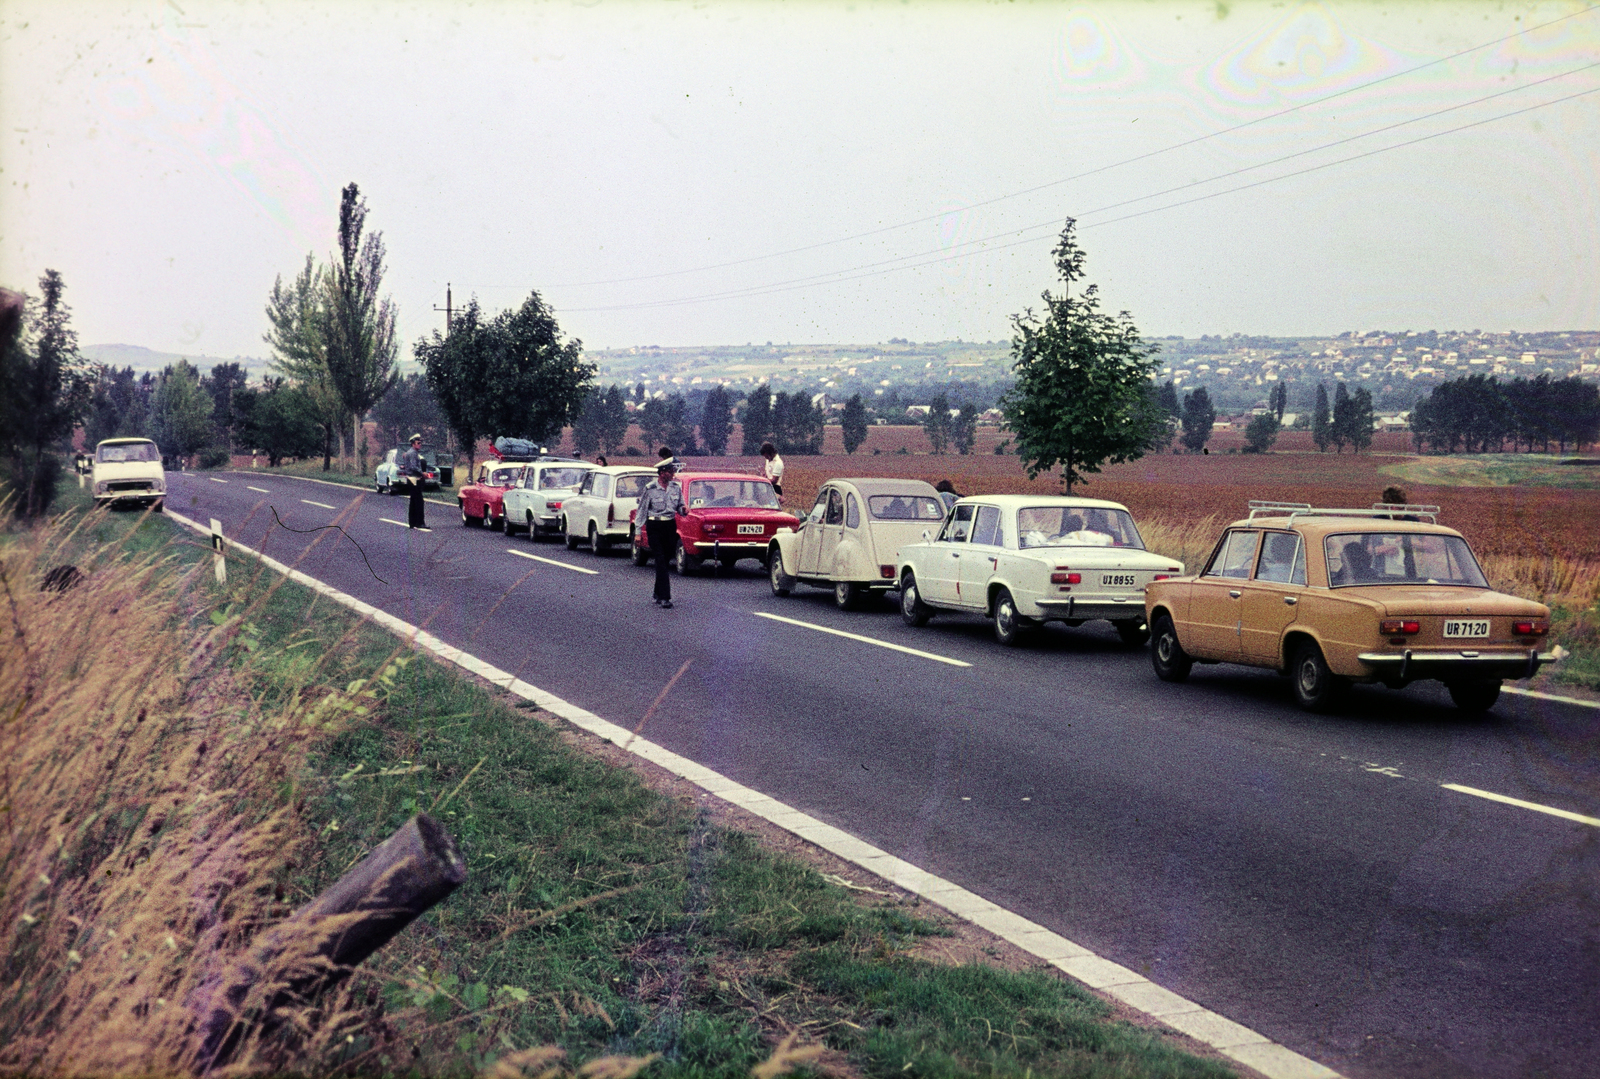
[4,468,1235,1078]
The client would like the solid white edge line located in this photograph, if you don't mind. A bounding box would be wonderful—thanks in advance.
[300,499,337,510]
[1503,686,1600,710]
[379,518,432,532]
[162,507,1341,1079]
[247,486,271,493]
[1441,783,1600,828]
[752,610,972,668]
[507,548,600,575]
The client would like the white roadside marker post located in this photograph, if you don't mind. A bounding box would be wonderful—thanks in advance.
[210,517,226,585]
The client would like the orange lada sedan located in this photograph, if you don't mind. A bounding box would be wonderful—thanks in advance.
[1144,501,1557,714]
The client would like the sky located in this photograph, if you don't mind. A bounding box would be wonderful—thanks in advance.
[2,0,1598,361]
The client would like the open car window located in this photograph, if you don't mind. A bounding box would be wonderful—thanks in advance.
[1017,506,1144,549]
[938,504,975,543]
[1325,532,1488,588]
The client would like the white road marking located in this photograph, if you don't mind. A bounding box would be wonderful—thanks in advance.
[1504,686,1600,710]
[379,518,431,532]
[247,486,271,493]
[752,611,972,668]
[159,505,1341,1079]
[1441,783,1600,828]
[208,477,228,483]
[301,499,336,509]
[507,548,599,575]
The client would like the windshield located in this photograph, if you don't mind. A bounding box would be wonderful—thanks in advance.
[1325,532,1488,588]
[614,474,650,500]
[868,495,945,520]
[97,441,160,463]
[688,479,779,509]
[1017,506,1144,550]
[540,467,589,489]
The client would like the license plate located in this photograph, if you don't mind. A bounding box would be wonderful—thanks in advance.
[737,523,764,535]
[1101,574,1137,587]
[1443,619,1490,638]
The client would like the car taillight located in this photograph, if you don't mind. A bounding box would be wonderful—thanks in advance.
[703,521,724,534]
[1050,568,1081,585]
[880,565,895,579]
[607,504,614,525]
[1379,620,1421,635]
[1153,574,1174,581]
[548,500,562,510]
[1513,620,1549,636]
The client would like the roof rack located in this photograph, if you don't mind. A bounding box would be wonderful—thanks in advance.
[1247,500,1439,524]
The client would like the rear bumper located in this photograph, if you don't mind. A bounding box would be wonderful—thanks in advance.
[688,540,766,559]
[1034,597,1145,622]
[1358,649,1557,682]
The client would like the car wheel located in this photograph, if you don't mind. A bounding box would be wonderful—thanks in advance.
[769,552,794,596]
[899,572,932,627]
[1448,680,1502,714]
[992,588,1030,646]
[564,520,581,550]
[1150,613,1192,682]
[674,542,699,576]
[1292,640,1349,713]
[461,501,473,527]
[1115,619,1150,646]
[632,540,650,567]
[589,522,609,554]
[151,500,164,514]
[834,580,861,611]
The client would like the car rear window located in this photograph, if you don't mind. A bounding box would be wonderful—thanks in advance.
[540,467,588,489]
[688,479,778,508]
[488,468,519,485]
[1017,506,1144,549]
[614,474,650,500]
[868,495,944,520]
[1325,532,1488,588]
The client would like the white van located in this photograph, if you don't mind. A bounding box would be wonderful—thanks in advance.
[92,438,166,511]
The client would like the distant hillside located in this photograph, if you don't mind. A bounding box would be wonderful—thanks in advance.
[82,343,271,375]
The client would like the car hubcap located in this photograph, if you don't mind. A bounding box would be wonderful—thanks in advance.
[1157,635,1173,662]
[836,583,848,604]
[902,584,916,613]
[998,600,1014,635]
[1299,659,1317,695]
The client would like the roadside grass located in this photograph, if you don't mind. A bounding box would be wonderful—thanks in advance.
[4,469,1235,1078]
[1381,453,1600,491]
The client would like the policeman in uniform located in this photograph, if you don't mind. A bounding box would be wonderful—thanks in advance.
[401,433,427,529]
[637,458,684,608]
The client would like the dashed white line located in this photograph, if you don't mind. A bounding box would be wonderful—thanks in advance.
[300,499,336,510]
[1442,783,1600,828]
[752,611,972,668]
[379,518,432,532]
[247,486,271,493]
[507,548,599,575]
[208,477,228,484]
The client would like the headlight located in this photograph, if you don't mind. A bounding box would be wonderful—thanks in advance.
[95,481,110,495]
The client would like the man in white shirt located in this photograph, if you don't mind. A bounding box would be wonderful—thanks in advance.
[760,442,784,498]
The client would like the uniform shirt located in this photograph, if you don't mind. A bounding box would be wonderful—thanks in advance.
[637,478,684,520]
[401,446,423,476]
[763,453,785,484]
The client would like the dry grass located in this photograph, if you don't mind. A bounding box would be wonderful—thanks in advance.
[0,507,390,1075]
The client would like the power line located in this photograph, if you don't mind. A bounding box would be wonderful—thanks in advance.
[569,83,1600,310]
[549,3,1599,291]
[563,78,1600,313]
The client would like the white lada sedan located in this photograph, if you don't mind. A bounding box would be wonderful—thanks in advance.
[896,494,1183,646]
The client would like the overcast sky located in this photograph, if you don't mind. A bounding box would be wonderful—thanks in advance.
[3,0,1597,360]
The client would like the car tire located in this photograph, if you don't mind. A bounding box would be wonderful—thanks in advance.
[564,519,581,550]
[1447,680,1502,714]
[461,501,473,527]
[992,588,1030,646]
[675,542,699,576]
[769,552,794,597]
[1115,619,1150,646]
[632,541,650,567]
[834,580,861,611]
[589,522,608,555]
[1150,613,1193,683]
[1291,640,1349,713]
[899,572,932,627]
[152,500,164,514]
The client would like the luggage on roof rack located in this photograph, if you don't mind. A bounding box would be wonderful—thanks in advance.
[491,437,542,460]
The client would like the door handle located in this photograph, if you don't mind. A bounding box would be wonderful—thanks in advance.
[1228,589,1242,598]
[951,553,960,559]
[1283,596,1298,606]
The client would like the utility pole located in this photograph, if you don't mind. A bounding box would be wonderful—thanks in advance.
[431,283,454,335]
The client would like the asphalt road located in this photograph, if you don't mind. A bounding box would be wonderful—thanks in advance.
[169,471,1600,1079]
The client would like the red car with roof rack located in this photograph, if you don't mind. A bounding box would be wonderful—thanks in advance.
[631,469,799,575]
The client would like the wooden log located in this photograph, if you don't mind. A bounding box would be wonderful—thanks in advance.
[192,813,466,1071]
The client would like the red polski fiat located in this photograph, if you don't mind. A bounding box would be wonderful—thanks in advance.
[632,470,799,575]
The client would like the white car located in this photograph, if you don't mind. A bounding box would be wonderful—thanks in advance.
[896,494,1184,646]
[91,438,166,510]
[501,460,592,539]
[768,478,945,610]
[560,465,655,553]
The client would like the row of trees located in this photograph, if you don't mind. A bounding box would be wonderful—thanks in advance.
[1311,383,1375,453]
[1409,373,1600,454]
[0,273,94,515]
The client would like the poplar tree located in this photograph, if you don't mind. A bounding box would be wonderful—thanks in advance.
[841,393,869,455]
[322,183,398,475]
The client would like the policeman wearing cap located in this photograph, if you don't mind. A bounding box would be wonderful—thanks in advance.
[401,434,427,529]
[638,458,685,608]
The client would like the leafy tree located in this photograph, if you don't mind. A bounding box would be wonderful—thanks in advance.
[264,254,343,470]
[740,384,773,455]
[1269,380,1288,422]
[771,391,823,455]
[639,393,697,455]
[951,402,979,455]
[151,361,215,463]
[1244,412,1280,454]
[233,378,323,465]
[598,385,631,455]
[370,371,448,450]
[841,393,869,455]
[1346,387,1374,453]
[924,392,951,454]
[999,219,1164,492]
[417,299,487,471]
[1311,383,1332,452]
[0,274,93,516]
[322,184,399,475]
[1330,383,1352,453]
[637,396,671,454]
[203,362,248,456]
[570,387,605,456]
[1155,379,1180,418]
[699,384,732,455]
[1180,386,1215,453]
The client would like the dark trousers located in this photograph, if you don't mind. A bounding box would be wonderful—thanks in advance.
[646,518,677,601]
[407,479,426,528]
